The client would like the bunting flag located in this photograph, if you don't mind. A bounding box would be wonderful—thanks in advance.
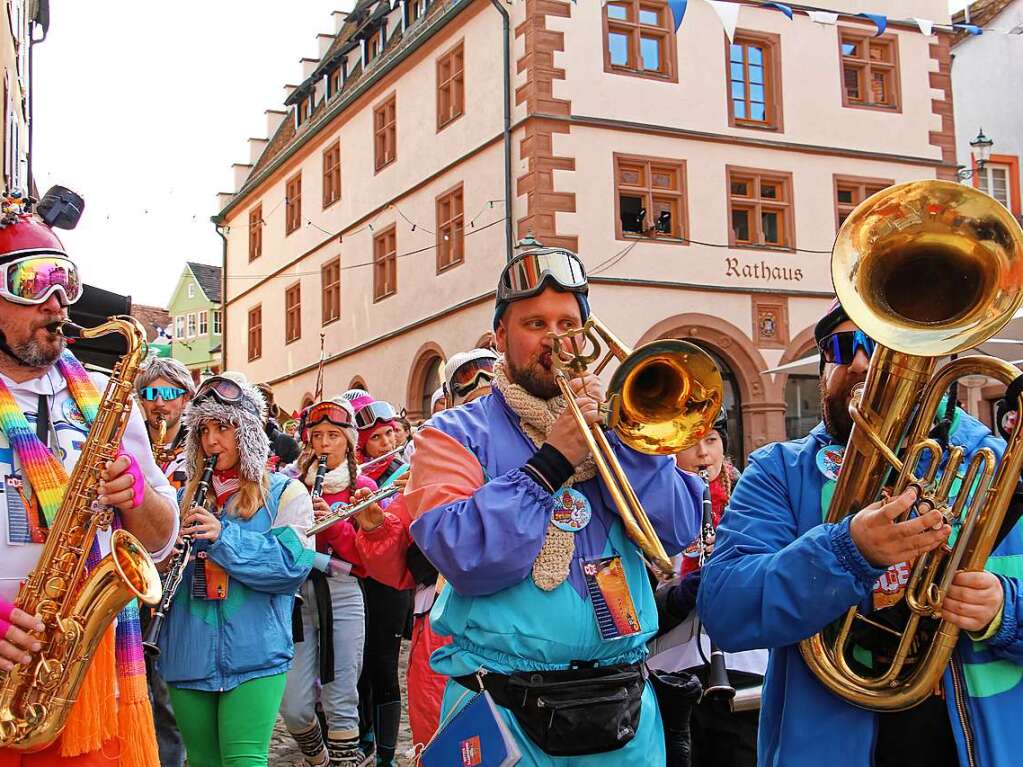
[857,12,887,36]
[954,23,983,35]
[913,17,934,36]
[706,0,741,43]
[668,0,687,31]
[761,2,794,20]
[807,10,838,25]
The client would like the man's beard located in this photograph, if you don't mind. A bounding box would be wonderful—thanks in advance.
[507,350,560,400]
[820,376,855,443]
[8,335,65,368]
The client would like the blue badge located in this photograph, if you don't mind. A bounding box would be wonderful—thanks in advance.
[61,398,87,429]
[815,445,845,481]
[552,487,592,532]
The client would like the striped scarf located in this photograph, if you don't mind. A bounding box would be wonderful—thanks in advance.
[0,350,158,764]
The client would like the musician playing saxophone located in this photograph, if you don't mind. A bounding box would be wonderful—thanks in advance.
[0,198,177,766]
[700,300,1023,767]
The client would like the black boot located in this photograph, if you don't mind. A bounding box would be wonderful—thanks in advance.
[373,701,401,767]
[649,669,704,767]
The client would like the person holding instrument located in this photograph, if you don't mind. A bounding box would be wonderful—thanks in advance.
[155,373,315,767]
[280,397,385,767]
[403,248,702,765]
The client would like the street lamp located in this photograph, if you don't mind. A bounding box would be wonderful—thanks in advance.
[957,128,994,181]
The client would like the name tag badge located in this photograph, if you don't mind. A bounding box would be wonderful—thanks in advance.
[582,555,641,641]
[552,487,592,533]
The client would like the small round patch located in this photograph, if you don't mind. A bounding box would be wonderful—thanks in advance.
[551,487,592,533]
[815,445,845,481]
[61,398,87,429]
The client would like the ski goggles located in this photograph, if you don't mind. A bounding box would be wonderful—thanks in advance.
[139,386,188,402]
[496,249,588,304]
[447,357,496,398]
[194,376,262,417]
[302,401,353,431]
[818,330,877,366]
[354,400,398,430]
[0,254,82,306]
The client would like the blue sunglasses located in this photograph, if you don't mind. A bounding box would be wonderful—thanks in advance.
[819,330,876,366]
[140,386,187,402]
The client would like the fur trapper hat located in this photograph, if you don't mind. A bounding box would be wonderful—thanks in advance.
[182,372,269,482]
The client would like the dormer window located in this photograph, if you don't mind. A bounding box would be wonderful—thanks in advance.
[408,0,428,24]
[296,95,310,127]
[367,30,382,63]
[329,68,341,98]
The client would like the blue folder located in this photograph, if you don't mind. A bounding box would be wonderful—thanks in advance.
[420,690,521,767]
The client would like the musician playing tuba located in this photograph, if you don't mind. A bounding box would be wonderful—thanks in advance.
[0,194,178,766]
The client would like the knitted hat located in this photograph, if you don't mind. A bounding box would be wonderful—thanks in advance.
[353,394,398,452]
[430,386,445,412]
[182,372,269,482]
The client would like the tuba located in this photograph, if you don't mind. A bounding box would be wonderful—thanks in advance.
[549,316,722,576]
[799,180,1023,710]
[0,318,163,751]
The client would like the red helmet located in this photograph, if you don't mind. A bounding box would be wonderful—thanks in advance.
[0,213,67,265]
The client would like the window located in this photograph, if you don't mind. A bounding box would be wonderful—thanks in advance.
[322,141,341,208]
[186,313,197,338]
[366,30,382,63]
[213,310,222,335]
[322,257,341,325]
[436,184,465,271]
[979,164,1011,209]
[614,153,688,242]
[329,68,341,98]
[248,305,262,361]
[407,0,427,24]
[285,173,302,235]
[603,1,677,81]
[834,175,892,231]
[374,95,397,171]
[373,225,397,301]
[437,42,465,130]
[727,32,782,130]
[285,283,301,344]
[297,95,310,127]
[248,204,262,261]
[785,375,822,440]
[727,167,794,249]
[840,29,900,111]
[199,312,208,336]
[187,283,195,299]
[174,316,185,340]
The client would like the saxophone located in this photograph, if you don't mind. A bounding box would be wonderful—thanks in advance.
[0,317,163,752]
[152,416,170,465]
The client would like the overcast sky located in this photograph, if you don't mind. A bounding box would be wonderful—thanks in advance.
[32,1,354,307]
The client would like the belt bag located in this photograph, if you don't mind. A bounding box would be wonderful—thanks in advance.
[457,662,646,757]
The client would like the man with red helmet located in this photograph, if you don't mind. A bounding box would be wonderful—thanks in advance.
[0,194,177,766]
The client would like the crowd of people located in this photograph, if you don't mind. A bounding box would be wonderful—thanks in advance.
[2,189,1023,767]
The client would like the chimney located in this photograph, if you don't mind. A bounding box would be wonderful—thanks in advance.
[332,10,349,32]
[283,83,299,103]
[301,57,319,79]
[232,163,254,191]
[248,137,268,165]
[216,192,234,212]
[317,33,335,57]
[266,109,287,135]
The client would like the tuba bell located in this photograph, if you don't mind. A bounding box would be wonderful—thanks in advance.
[799,179,1023,711]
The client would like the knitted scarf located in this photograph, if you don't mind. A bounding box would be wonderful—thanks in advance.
[492,359,597,591]
[304,459,352,494]
[0,350,158,764]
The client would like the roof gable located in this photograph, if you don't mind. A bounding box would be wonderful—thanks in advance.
[187,262,223,303]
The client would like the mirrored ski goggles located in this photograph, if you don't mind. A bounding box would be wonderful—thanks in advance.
[496,249,588,303]
[818,330,877,366]
[448,358,496,397]
[0,254,82,306]
[354,400,398,430]
[139,386,188,402]
[302,401,353,431]
[194,376,262,417]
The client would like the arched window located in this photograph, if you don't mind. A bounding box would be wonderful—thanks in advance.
[420,356,444,418]
[406,343,447,421]
[348,376,368,393]
[785,375,821,439]
[697,345,745,466]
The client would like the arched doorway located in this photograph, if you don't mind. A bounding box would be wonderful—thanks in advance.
[698,346,745,465]
[348,376,368,394]
[778,327,822,440]
[419,357,444,417]
[300,393,314,411]
[406,342,447,421]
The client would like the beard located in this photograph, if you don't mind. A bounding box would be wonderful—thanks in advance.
[506,348,561,400]
[9,335,65,368]
[820,376,856,444]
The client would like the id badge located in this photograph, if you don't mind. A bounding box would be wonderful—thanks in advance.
[581,555,641,641]
[192,552,230,601]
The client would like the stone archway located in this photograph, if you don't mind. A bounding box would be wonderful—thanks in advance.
[637,313,785,457]
[406,342,446,421]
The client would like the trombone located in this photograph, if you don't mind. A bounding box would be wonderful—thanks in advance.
[549,317,723,576]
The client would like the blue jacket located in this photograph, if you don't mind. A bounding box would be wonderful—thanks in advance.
[157,472,315,691]
[408,390,703,677]
[699,414,1023,767]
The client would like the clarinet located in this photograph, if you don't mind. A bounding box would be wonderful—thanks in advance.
[698,469,735,704]
[311,454,328,500]
[142,453,218,656]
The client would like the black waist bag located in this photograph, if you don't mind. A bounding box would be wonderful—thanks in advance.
[456,662,646,757]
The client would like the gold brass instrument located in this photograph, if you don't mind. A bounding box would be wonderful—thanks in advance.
[152,416,171,465]
[549,316,723,576]
[0,317,163,751]
[799,179,1023,711]
[307,485,401,536]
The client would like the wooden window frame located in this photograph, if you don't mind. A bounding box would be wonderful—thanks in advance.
[726,30,783,132]
[407,0,427,25]
[322,141,341,209]
[372,225,398,302]
[436,183,465,273]
[726,165,795,251]
[285,282,302,345]
[213,310,222,336]
[602,1,678,83]
[321,257,341,326]
[613,153,689,245]
[247,305,262,362]
[248,204,262,261]
[198,312,208,336]
[374,94,397,173]
[971,153,1022,216]
[833,174,893,233]
[436,40,465,132]
[285,173,302,235]
[838,27,901,113]
[329,68,341,98]
[366,29,383,63]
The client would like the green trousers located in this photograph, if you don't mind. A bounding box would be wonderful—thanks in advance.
[168,673,287,767]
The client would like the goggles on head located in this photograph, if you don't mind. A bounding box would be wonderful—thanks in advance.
[194,376,262,418]
[0,254,82,306]
[447,358,496,398]
[354,400,397,431]
[818,330,877,367]
[139,385,187,402]
[302,401,353,432]
[496,249,588,304]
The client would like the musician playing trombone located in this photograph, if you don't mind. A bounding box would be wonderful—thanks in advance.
[403,249,703,765]
[700,299,1023,767]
